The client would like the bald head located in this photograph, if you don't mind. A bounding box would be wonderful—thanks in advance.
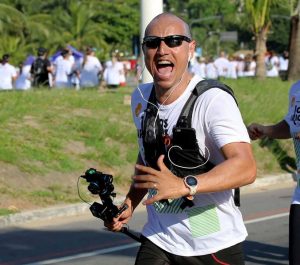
[144,12,192,39]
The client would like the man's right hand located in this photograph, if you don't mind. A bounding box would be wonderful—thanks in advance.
[104,202,133,232]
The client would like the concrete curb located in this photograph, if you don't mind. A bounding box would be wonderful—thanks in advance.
[0,174,295,228]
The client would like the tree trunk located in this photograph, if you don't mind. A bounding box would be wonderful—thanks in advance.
[288,14,300,81]
[255,27,268,79]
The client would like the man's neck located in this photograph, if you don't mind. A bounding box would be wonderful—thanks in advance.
[155,73,193,105]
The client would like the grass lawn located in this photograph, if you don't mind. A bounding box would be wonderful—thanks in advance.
[0,77,296,213]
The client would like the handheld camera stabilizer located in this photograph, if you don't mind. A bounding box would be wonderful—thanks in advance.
[81,168,141,242]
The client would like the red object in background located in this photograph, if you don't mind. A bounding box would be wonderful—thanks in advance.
[130,59,137,70]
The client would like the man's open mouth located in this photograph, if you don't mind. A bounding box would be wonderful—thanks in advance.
[156,60,174,76]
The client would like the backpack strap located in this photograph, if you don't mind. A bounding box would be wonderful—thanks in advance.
[176,79,240,207]
[177,79,237,128]
[142,85,168,169]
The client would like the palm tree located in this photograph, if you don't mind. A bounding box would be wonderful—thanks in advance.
[0,3,26,59]
[288,0,300,80]
[245,0,275,79]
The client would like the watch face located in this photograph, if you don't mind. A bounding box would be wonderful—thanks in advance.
[186,176,197,186]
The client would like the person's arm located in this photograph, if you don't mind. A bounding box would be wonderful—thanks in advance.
[104,153,148,231]
[124,153,148,211]
[247,120,290,140]
[47,61,53,74]
[134,141,256,205]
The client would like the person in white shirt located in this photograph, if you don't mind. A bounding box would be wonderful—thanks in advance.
[205,56,218,79]
[226,55,238,79]
[53,47,76,88]
[53,49,73,88]
[236,54,245,78]
[279,50,289,81]
[266,51,279,77]
[15,58,32,90]
[79,47,103,88]
[190,56,206,79]
[243,54,256,77]
[214,51,229,78]
[103,55,124,89]
[0,54,17,90]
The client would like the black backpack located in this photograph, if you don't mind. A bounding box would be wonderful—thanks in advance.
[32,58,46,75]
[142,79,240,207]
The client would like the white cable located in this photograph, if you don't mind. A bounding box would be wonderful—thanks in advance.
[137,59,191,138]
[167,144,211,169]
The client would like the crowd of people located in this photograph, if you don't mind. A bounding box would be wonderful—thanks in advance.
[189,50,289,81]
[0,46,132,91]
[0,44,290,92]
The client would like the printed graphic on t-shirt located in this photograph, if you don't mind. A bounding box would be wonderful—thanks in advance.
[290,95,300,186]
[290,96,300,126]
[150,189,186,214]
[187,204,220,237]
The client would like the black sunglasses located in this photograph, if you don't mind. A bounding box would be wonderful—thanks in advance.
[142,35,192,49]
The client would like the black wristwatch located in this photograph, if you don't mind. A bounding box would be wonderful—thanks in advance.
[183,175,198,200]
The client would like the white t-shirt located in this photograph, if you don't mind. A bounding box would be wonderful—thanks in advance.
[131,75,249,256]
[206,62,218,79]
[190,61,206,79]
[54,55,75,66]
[279,56,289,71]
[226,60,238,79]
[53,58,72,88]
[0,63,17,89]
[284,80,300,205]
[214,57,229,77]
[103,61,123,86]
[15,65,31,90]
[80,55,102,87]
[266,56,279,77]
[244,61,256,77]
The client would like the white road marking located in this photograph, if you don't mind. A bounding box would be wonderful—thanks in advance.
[24,243,140,264]
[24,212,289,264]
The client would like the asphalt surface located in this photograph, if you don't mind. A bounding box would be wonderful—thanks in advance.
[0,173,295,228]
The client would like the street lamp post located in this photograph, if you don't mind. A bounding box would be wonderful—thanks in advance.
[140,0,163,84]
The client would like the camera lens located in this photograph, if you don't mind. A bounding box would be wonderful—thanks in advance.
[88,182,101,194]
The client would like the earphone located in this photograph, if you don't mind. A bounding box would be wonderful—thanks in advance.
[188,53,192,61]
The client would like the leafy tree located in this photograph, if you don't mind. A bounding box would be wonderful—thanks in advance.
[92,0,139,59]
[0,0,291,68]
[0,3,27,60]
[288,0,300,80]
[244,0,278,79]
[164,0,238,56]
[0,0,140,63]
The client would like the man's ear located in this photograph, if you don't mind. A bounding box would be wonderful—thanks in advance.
[189,40,196,61]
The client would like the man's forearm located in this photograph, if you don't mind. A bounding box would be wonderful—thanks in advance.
[125,184,148,212]
[124,153,148,211]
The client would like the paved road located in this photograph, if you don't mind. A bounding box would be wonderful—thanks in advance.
[0,184,293,265]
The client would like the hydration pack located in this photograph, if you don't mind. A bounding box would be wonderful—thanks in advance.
[32,58,45,75]
[142,79,240,207]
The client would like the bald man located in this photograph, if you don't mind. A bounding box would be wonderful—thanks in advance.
[105,13,256,265]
